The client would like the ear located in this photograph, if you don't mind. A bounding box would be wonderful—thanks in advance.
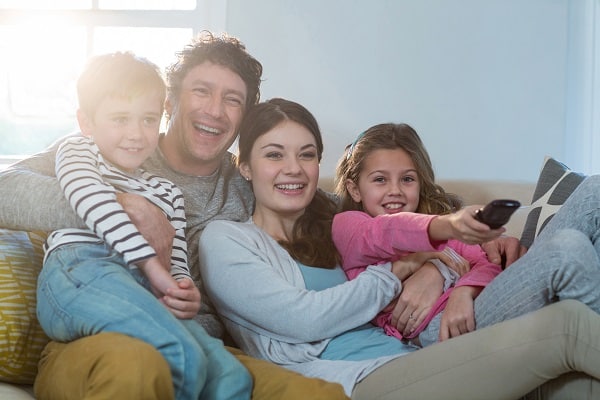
[239,162,252,181]
[76,109,94,138]
[345,179,362,203]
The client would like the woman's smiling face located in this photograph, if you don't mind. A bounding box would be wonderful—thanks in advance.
[240,120,320,220]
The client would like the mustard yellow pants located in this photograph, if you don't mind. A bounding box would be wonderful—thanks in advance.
[33,332,348,400]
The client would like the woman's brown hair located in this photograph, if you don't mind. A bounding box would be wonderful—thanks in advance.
[238,98,340,268]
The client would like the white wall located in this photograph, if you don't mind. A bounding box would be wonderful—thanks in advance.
[224,0,592,182]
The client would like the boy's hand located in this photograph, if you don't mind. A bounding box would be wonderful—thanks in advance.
[162,279,201,319]
[137,256,178,297]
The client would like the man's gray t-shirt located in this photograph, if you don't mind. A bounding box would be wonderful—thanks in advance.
[0,133,255,338]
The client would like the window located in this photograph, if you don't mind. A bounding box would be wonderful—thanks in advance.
[0,0,225,165]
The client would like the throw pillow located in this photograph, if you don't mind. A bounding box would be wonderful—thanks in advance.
[520,157,586,249]
[0,229,50,384]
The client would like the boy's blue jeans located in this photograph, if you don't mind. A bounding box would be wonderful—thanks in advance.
[37,242,252,400]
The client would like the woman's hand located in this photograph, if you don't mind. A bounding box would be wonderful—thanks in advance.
[161,279,202,320]
[438,286,479,341]
[391,262,444,336]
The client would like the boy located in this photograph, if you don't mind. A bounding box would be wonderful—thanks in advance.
[36,52,252,400]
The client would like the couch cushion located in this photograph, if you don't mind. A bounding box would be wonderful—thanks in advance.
[0,229,50,384]
[520,157,586,249]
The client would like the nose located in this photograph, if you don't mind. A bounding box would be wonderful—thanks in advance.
[388,180,403,195]
[125,121,144,141]
[283,156,302,175]
[204,95,224,118]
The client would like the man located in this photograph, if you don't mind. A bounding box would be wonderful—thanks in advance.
[0,31,347,399]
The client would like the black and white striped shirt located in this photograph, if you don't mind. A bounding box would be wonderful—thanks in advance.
[44,136,190,281]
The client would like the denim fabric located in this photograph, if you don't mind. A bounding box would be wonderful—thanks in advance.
[417,175,600,347]
[474,175,600,328]
[37,242,251,400]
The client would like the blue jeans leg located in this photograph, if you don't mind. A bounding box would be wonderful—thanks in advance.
[474,228,600,328]
[535,174,600,255]
[37,243,208,400]
[181,319,252,400]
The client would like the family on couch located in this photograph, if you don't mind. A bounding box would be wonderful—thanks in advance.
[1,30,600,400]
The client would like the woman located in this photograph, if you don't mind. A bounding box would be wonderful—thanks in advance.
[199,98,600,399]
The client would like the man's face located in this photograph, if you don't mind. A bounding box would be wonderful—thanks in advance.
[164,61,247,175]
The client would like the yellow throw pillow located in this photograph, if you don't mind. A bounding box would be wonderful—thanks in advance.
[0,229,50,384]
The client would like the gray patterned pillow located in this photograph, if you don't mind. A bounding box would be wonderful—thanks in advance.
[520,157,586,249]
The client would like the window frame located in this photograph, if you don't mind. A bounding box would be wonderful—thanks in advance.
[0,1,227,161]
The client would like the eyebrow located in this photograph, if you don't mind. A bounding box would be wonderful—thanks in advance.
[190,78,246,100]
[367,168,418,176]
[260,143,317,150]
[106,110,162,117]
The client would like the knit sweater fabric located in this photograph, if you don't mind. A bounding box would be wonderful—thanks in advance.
[199,218,410,395]
[0,133,254,338]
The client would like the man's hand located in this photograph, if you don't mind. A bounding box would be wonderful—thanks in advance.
[117,193,174,269]
[481,235,527,268]
[392,263,444,336]
[162,279,202,319]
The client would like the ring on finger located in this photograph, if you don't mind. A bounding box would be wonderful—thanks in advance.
[409,312,415,320]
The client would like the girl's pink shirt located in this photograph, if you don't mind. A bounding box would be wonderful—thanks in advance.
[332,210,502,340]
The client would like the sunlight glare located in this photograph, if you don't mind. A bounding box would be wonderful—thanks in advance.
[2,16,84,117]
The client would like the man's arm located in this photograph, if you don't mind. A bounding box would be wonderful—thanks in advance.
[0,138,82,231]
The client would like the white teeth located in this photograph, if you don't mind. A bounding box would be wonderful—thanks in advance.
[384,203,403,210]
[193,123,220,134]
[276,184,304,190]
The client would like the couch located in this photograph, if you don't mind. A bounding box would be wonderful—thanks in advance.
[0,156,585,399]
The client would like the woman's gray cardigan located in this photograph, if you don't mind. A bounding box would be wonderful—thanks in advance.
[199,219,409,395]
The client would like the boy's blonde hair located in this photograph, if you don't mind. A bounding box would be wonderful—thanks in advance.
[77,51,166,118]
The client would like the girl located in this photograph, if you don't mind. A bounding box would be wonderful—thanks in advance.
[333,123,503,346]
